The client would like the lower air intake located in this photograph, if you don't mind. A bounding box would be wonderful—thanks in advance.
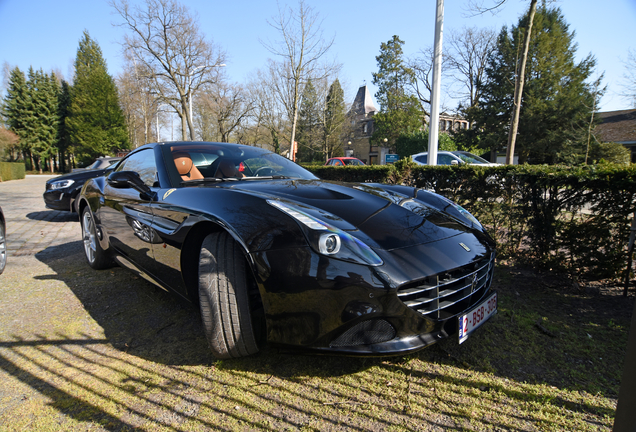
[330,319,396,347]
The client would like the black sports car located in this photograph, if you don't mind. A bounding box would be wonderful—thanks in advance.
[78,142,497,359]
[44,158,121,213]
[0,206,6,275]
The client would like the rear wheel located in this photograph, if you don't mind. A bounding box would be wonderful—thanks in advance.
[81,207,112,270]
[198,232,259,359]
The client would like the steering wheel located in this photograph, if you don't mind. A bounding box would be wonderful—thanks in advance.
[253,166,276,177]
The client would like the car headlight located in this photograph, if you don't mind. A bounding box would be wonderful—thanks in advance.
[49,179,75,190]
[268,200,383,266]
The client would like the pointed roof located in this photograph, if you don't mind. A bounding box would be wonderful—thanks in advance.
[350,85,377,116]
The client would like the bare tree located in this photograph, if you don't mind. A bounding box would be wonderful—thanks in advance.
[505,0,537,165]
[110,0,226,141]
[196,82,254,142]
[446,26,496,109]
[249,62,292,153]
[117,53,162,147]
[261,0,337,158]
[621,48,636,108]
[468,0,538,165]
[409,47,434,116]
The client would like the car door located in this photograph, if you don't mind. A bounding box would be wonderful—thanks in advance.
[100,148,160,276]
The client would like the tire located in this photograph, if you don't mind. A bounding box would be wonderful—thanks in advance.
[198,232,259,359]
[0,217,6,275]
[81,207,112,270]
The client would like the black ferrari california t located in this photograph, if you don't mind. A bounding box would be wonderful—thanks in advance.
[78,142,497,359]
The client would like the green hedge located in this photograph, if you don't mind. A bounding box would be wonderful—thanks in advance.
[308,163,636,279]
[0,162,26,181]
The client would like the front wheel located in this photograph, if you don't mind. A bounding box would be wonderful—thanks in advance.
[81,207,112,270]
[198,232,259,359]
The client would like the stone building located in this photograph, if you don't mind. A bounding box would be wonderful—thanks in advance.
[346,85,378,164]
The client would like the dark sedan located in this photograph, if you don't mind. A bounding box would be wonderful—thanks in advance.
[0,206,5,274]
[44,158,121,213]
[78,142,497,359]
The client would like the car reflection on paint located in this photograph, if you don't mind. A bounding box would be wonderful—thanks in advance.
[43,157,122,213]
[78,141,497,359]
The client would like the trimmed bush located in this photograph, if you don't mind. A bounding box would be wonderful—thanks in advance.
[0,162,26,181]
[308,162,636,279]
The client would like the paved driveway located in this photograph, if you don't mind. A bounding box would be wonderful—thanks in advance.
[0,175,80,258]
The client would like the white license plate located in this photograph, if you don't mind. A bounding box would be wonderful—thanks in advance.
[458,292,497,344]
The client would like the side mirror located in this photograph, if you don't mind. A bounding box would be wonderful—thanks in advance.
[451,160,459,165]
[107,171,156,201]
[108,171,143,189]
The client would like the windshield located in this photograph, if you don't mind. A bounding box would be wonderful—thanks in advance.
[452,151,490,164]
[169,143,318,184]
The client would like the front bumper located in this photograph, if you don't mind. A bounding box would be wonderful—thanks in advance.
[252,232,496,355]
[43,189,75,212]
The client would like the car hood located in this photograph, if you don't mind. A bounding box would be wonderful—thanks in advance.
[224,179,480,250]
[46,168,111,184]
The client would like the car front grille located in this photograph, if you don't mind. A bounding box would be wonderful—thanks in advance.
[397,252,495,321]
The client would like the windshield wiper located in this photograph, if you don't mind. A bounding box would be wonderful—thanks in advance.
[181,177,239,186]
[240,175,292,180]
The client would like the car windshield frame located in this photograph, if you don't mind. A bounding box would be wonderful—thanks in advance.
[452,151,491,164]
[161,143,319,187]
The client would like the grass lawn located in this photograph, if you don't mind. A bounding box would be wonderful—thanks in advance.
[0,242,631,431]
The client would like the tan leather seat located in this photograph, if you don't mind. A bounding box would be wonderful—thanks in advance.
[173,151,204,181]
[214,159,243,178]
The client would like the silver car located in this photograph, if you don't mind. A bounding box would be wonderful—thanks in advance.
[411,151,501,166]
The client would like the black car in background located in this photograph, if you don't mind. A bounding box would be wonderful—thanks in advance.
[72,156,122,172]
[44,158,121,213]
[0,206,6,274]
[78,142,497,359]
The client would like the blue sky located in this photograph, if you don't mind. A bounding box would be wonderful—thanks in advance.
[1,0,635,112]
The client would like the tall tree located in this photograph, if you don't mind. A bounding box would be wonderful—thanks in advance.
[622,47,636,108]
[27,68,60,173]
[117,54,163,147]
[323,78,347,160]
[505,0,537,165]
[195,82,253,143]
[57,80,73,172]
[371,36,424,148]
[2,67,29,156]
[296,79,322,161]
[261,0,337,159]
[445,26,497,155]
[111,0,226,141]
[477,5,599,164]
[66,31,128,164]
[446,26,496,109]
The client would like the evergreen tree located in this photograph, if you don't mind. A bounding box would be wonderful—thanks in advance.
[2,67,29,164]
[323,79,346,160]
[57,80,73,172]
[476,6,599,164]
[67,31,128,164]
[296,79,322,162]
[26,69,61,173]
[371,36,424,148]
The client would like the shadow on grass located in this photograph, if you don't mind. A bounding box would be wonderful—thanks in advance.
[0,242,622,429]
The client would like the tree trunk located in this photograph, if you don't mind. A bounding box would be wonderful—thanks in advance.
[505,0,537,165]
